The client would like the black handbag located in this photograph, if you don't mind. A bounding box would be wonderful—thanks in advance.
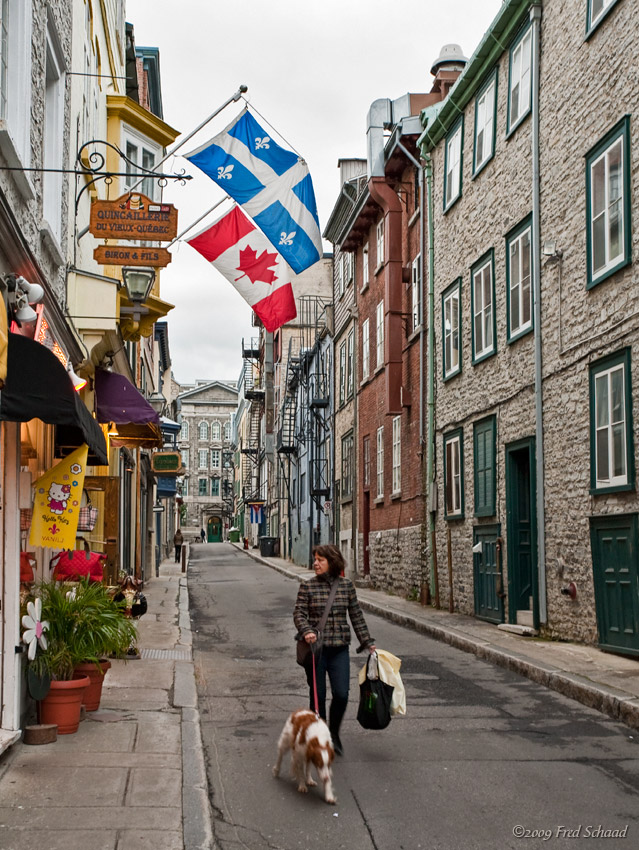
[295,579,340,666]
[357,653,394,730]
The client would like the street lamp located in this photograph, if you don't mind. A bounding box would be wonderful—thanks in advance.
[121,267,155,322]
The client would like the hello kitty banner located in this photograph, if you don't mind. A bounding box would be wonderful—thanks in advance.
[28,444,89,550]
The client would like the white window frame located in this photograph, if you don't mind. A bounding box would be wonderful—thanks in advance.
[362,318,370,379]
[444,120,463,210]
[181,478,189,497]
[376,219,384,268]
[181,448,189,467]
[223,421,231,441]
[508,26,532,134]
[588,131,626,286]
[376,426,384,499]
[211,421,221,441]
[594,362,628,489]
[472,255,495,361]
[347,328,354,398]
[42,23,66,243]
[198,421,208,441]
[473,74,496,175]
[343,252,353,288]
[210,449,221,469]
[123,125,161,201]
[376,300,384,369]
[507,223,532,340]
[392,415,401,494]
[198,449,208,470]
[180,421,189,441]
[411,254,422,332]
[337,253,344,297]
[339,340,346,405]
[362,242,369,290]
[588,0,617,33]
[443,281,461,379]
[444,432,463,517]
[0,0,33,186]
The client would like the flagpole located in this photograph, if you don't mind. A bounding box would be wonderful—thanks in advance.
[168,197,231,247]
[129,84,248,193]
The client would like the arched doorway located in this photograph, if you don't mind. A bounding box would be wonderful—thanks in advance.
[207,516,222,542]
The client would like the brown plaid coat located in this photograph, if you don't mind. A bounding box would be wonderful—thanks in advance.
[293,574,374,652]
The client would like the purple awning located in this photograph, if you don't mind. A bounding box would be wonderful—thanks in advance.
[95,369,160,425]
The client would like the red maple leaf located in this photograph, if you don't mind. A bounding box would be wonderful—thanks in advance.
[235,245,279,285]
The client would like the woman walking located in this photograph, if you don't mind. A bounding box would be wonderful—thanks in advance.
[293,544,375,755]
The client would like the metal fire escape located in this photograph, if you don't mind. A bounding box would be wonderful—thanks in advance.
[241,337,264,503]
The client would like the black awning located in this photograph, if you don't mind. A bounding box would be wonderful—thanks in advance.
[0,333,108,465]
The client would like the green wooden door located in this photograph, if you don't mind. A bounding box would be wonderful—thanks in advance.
[208,517,222,542]
[505,439,538,627]
[590,514,639,657]
[473,524,504,623]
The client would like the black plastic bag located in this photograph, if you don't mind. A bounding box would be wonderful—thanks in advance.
[357,654,393,730]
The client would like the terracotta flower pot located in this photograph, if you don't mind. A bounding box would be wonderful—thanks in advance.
[74,660,111,712]
[39,674,90,734]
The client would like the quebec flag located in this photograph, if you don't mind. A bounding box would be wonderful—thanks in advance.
[185,109,322,274]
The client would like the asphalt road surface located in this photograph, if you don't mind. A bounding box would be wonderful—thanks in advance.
[190,543,639,850]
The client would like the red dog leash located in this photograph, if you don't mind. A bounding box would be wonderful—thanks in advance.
[311,649,320,716]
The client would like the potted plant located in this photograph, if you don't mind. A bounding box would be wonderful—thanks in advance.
[22,579,137,732]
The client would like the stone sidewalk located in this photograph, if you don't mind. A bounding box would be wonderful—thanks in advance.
[0,557,211,850]
[238,544,639,732]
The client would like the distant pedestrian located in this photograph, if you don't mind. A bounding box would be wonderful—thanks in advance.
[174,528,184,563]
[201,528,206,543]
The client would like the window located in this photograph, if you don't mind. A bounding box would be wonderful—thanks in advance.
[342,252,353,289]
[411,255,421,332]
[392,416,401,494]
[363,436,371,488]
[198,449,208,469]
[181,478,189,497]
[362,319,370,380]
[590,349,634,492]
[124,131,159,200]
[180,420,189,441]
[0,0,33,172]
[198,421,208,441]
[474,416,496,516]
[442,279,461,380]
[471,250,496,363]
[362,243,369,289]
[339,340,346,405]
[300,472,306,504]
[210,449,220,468]
[43,24,65,242]
[506,217,532,341]
[586,116,631,289]
[587,0,620,35]
[444,119,463,210]
[444,429,464,518]
[341,432,354,499]
[211,421,221,441]
[181,448,189,467]
[211,478,220,497]
[198,478,208,496]
[376,426,384,498]
[376,219,384,267]
[376,300,384,368]
[508,25,532,134]
[473,71,497,175]
[337,253,344,297]
[224,421,231,441]
[347,329,354,398]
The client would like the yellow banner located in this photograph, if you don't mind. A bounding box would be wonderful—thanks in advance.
[28,444,89,550]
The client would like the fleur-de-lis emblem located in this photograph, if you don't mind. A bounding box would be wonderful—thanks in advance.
[49,523,60,535]
[217,165,234,180]
[280,231,296,246]
[255,136,271,150]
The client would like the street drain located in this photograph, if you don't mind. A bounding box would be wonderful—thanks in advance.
[140,648,192,660]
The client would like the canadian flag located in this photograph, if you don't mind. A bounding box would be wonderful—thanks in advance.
[187,205,297,332]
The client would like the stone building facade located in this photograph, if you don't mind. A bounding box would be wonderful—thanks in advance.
[177,381,238,540]
[420,0,639,652]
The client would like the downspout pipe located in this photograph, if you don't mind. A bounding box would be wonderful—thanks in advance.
[530,3,546,625]
[424,152,437,606]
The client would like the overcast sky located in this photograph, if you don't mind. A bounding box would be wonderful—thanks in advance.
[124,0,503,386]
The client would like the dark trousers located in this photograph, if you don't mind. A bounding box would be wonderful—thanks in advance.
[175,544,182,563]
[305,645,350,736]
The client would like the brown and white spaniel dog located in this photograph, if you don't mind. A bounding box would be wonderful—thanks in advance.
[273,709,336,804]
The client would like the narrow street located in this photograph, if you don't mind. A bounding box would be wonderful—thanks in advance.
[190,544,639,850]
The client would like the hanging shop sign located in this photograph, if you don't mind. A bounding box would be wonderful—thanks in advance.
[93,244,172,267]
[89,193,178,241]
[151,451,182,474]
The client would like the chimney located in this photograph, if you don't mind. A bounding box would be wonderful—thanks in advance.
[429,43,468,99]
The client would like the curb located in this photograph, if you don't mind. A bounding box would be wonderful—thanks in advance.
[238,545,639,732]
[176,573,216,850]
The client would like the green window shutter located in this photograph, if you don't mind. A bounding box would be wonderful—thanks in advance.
[474,417,496,517]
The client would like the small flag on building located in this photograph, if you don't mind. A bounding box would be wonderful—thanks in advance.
[185,109,322,274]
[249,502,264,525]
[187,205,297,332]
[28,444,89,550]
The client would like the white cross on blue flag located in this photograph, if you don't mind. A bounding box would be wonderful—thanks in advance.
[185,109,322,274]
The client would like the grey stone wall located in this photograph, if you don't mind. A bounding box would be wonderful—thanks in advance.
[358,524,423,598]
